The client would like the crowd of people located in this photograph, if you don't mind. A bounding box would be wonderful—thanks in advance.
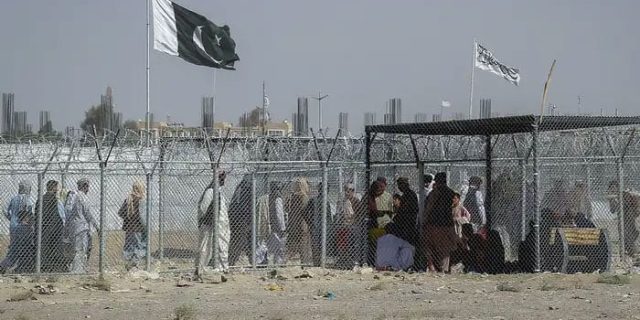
[0,178,147,274]
[3,171,638,276]
[199,171,640,275]
[364,173,489,273]
[193,171,493,274]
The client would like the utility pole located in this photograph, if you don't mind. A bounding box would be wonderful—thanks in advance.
[262,81,266,135]
[312,91,328,133]
[577,95,582,115]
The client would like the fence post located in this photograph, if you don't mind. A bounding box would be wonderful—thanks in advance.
[617,159,625,260]
[251,172,257,269]
[532,125,541,273]
[212,169,220,269]
[35,172,44,274]
[145,172,152,271]
[99,163,106,275]
[321,164,328,268]
[158,167,164,260]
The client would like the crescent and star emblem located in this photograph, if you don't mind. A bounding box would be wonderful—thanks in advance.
[193,25,223,65]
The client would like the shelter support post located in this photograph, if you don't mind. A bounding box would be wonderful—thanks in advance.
[520,160,527,242]
[485,135,493,228]
[532,125,541,273]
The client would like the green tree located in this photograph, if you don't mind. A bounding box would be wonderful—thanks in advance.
[123,120,138,130]
[80,104,113,135]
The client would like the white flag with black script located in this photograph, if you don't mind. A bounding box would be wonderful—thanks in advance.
[153,0,239,70]
[475,43,519,86]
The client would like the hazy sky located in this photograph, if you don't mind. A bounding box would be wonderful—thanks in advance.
[1,0,638,134]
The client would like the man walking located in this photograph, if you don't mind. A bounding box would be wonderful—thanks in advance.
[195,171,230,277]
[65,178,99,274]
[0,181,34,273]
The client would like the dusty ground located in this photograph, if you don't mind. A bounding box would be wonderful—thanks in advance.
[0,268,639,320]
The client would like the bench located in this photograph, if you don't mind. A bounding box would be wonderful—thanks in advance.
[545,228,611,273]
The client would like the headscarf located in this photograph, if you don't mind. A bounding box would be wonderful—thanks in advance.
[127,180,146,217]
[292,177,310,196]
[367,181,384,213]
[18,181,31,195]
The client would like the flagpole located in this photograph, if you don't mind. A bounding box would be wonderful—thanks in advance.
[469,39,476,119]
[213,69,217,132]
[146,0,151,146]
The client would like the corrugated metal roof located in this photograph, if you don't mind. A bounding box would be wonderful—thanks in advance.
[365,115,640,136]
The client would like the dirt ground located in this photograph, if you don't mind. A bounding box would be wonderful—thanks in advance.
[0,268,639,320]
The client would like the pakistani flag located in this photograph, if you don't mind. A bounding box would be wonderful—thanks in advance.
[153,0,239,70]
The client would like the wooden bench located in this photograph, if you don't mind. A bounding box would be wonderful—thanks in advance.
[545,228,611,273]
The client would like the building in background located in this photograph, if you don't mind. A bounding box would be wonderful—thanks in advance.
[338,112,348,133]
[432,114,442,122]
[480,98,492,119]
[384,98,402,124]
[112,112,123,130]
[293,97,309,136]
[414,113,429,123]
[201,96,214,130]
[39,111,50,131]
[453,112,466,121]
[127,118,292,139]
[364,112,377,127]
[2,93,15,135]
[13,111,28,134]
[100,86,114,132]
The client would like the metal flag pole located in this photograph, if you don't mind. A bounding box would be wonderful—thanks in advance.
[213,69,217,131]
[146,0,151,146]
[469,39,477,119]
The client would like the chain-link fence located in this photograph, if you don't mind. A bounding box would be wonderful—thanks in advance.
[0,133,369,275]
[1,118,640,276]
[363,115,640,274]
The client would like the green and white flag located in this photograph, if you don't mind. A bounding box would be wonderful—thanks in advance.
[153,0,239,70]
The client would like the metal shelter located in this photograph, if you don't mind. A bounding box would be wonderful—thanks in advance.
[365,115,640,272]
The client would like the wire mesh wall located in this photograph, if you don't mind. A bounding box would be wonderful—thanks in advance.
[0,122,639,276]
[365,117,640,274]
